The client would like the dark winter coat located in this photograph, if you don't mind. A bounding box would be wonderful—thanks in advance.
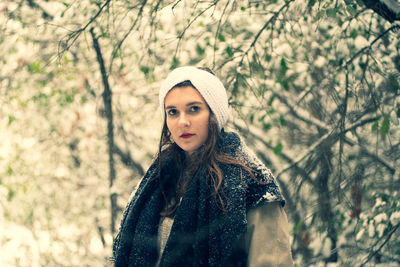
[112,131,291,266]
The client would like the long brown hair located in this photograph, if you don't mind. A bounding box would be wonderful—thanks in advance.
[157,80,255,216]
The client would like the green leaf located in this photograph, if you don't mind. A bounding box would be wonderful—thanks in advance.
[232,72,249,96]
[315,9,324,21]
[34,93,50,107]
[263,122,272,131]
[371,120,379,132]
[346,4,357,16]
[278,58,290,90]
[278,58,289,86]
[196,44,205,56]
[326,8,336,18]
[170,57,179,70]
[249,114,254,123]
[225,46,233,57]
[8,115,16,125]
[356,0,364,6]
[359,61,367,71]
[268,95,275,105]
[65,95,74,104]
[250,56,264,78]
[280,58,288,73]
[388,74,399,93]
[273,142,283,155]
[267,108,275,115]
[80,95,88,104]
[307,0,317,8]
[240,6,246,11]
[396,104,400,118]
[350,29,358,39]
[140,66,150,75]
[63,2,70,7]
[293,220,303,233]
[6,166,13,175]
[218,34,226,42]
[347,154,356,161]
[27,61,43,74]
[8,188,15,201]
[280,79,290,91]
[279,115,287,126]
[58,92,74,107]
[380,117,390,137]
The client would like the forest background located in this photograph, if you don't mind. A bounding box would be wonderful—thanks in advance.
[1,0,400,266]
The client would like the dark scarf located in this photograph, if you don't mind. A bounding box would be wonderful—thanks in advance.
[113,131,284,267]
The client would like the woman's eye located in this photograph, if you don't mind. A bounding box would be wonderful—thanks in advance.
[167,109,177,116]
[189,106,200,113]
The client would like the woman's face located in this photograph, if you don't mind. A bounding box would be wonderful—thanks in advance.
[164,85,210,153]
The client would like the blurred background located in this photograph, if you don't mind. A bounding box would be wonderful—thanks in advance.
[1,0,399,266]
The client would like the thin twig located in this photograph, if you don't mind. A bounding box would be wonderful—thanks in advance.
[342,24,400,69]
[359,222,400,267]
[233,122,315,186]
[212,0,230,67]
[58,0,112,57]
[173,1,218,58]
[344,136,396,175]
[108,0,148,73]
[338,68,350,200]
[238,0,293,66]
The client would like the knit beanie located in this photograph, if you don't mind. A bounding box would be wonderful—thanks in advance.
[159,66,229,131]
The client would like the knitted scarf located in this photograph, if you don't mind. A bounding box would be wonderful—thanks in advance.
[113,131,284,267]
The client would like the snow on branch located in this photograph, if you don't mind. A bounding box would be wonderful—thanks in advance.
[343,24,400,69]
[362,0,400,22]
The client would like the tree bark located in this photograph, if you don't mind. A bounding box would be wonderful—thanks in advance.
[316,143,338,263]
[90,28,118,236]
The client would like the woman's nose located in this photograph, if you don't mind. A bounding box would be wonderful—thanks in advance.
[178,113,190,127]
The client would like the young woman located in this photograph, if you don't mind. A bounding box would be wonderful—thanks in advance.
[112,66,293,266]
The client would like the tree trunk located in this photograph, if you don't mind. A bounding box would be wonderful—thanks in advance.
[90,28,118,236]
[316,144,338,263]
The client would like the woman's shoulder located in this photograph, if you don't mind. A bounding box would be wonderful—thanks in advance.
[220,130,285,207]
[220,131,274,182]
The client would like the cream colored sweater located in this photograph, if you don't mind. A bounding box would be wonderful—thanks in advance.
[156,201,293,267]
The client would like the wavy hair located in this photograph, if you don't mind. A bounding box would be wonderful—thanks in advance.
[157,71,255,216]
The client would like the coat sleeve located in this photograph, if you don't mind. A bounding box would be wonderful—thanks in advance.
[246,201,294,267]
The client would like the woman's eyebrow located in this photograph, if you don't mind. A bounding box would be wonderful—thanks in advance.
[165,101,204,110]
[186,101,204,106]
[165,105,176,109]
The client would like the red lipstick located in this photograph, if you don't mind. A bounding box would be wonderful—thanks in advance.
[180,133,195,139]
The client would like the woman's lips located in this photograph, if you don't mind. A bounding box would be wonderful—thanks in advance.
[180,133,195,139]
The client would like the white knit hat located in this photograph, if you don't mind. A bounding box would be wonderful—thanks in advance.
[159,66,229,131]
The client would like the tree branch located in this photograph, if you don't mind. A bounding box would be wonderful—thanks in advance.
[275,114,382,179]
[343,24,400,69]
[360,221,400,266]
[59,0,112,56]
[233,122,315,186]
[113,144,145,176]
[108,0,148,73]
[173,1,218,58]
[238,0,293,66]
[90,27,118,236]
[337,69,350,199]
[271,89,330,131]
[212,0,230,67]
[344,136,396,175]
[25,0,53,19]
